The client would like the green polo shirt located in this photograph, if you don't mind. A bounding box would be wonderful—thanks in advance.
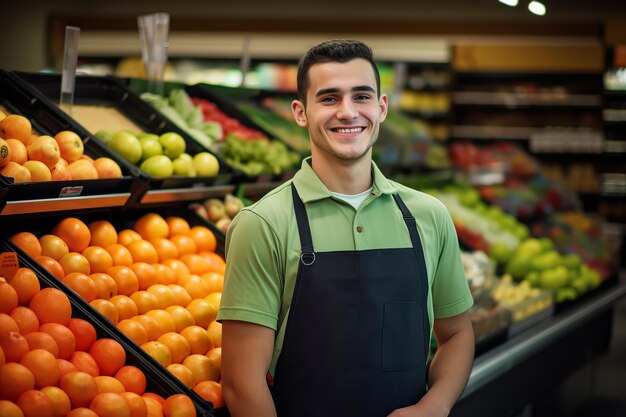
[217,157,473,375]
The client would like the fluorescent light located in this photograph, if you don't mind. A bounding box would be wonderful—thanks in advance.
[528,1,546,15]
[498,0,519,6]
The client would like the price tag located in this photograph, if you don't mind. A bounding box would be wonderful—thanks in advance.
[0,252,19,278]
[59,186,84,198]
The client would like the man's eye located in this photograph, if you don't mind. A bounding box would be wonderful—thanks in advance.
[320,96,337,103]
[355,95,372,101]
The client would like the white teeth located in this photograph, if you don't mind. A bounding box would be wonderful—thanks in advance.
[335,127,363,133]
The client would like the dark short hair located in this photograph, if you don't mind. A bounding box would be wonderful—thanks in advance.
[296,39,381,105]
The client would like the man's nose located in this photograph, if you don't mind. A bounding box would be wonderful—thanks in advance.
[337,100,358,119]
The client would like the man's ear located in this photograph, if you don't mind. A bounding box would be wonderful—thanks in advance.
[291,100,308,127]
[379,93,389,123]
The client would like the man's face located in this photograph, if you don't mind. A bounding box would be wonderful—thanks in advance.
[292,58,388,163]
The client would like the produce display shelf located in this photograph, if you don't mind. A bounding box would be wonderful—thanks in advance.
[10,71,236,199]
[1,192,130,216]
[139,184,236,205]
[452,280,626,417]
[451,91,602,107]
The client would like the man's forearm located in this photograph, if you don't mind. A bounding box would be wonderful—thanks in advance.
[222,377,278,417]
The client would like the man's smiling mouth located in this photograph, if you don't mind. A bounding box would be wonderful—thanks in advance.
[332,127,364,133]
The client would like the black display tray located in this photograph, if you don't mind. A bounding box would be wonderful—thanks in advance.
[0,70,145,215]
[11,71,236,199]
[1,206,228,415]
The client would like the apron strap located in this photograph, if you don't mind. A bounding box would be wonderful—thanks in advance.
[392,193,429,282]
[291,184,316,265]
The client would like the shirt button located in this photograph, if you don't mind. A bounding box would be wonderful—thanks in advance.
[356,226,363,233]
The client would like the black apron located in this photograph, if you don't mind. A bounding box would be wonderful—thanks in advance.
[271,184,430,417]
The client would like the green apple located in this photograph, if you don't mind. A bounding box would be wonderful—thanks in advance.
[172,155,196,177]
[178,153,193,162]
[159,132,186,159]
[108,131,143,164]
[138,133,160,142]
[95,130,114,144]
[140,155,174,177]
[193,152,220,177]
[140,137,163,161]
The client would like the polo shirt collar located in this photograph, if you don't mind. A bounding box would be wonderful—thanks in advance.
[292,157,398,203]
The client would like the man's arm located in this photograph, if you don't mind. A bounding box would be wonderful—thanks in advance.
[221,320,278,417]
[388,310,475,417]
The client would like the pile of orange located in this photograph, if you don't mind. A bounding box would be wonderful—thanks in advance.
[10,211,226,409]
[0,265,197,417]
[0,112,123,182]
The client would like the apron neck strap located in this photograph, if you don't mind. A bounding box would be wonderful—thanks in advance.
[291,184,315,260]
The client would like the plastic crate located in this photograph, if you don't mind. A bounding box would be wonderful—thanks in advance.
[0,70,145,215]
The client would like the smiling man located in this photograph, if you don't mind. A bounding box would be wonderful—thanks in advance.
[218,39,475,417]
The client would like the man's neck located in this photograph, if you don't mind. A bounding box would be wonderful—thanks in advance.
[310,153,373,195]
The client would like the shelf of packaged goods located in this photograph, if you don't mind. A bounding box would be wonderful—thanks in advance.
[451,92,602,108]
[0,193,131,216]
[139,184,236,205]
[452,281,626,417]
[450,125,535,141]
[603,108,626,123]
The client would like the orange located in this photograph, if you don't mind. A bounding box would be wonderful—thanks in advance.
[89,338,126,377]
[90,392,131,417]
[60,371,98,408]
[8,268,40,306]
[117,229,142,247]
[182,275,210,299]
[166,363,195,388]
[127,240,159,264]
[109,295,138,321]
[19,349,59,389]
[167,285,192,307]
[0,281,19,315]
[182,354,219,385]
[0,313,20,336]
[193,380,224,408]
[179,326,213,356]
[157,332,190,364]
[89,299,119,324]
[90,273,118,299]
[24,332,58,357]
[198,251,226,274]
[1,114,32,144]
[15,389,54,417]
[188,226,217,253]
[116,319,148,346]
[9,232,41,259]
[39,323,76,360]
[52,218,91,253]
[186,299,217,329]
[165,216,190,237]
[205,292,222,311]
[162,260,190,284]
[206,347,222,379]
[28,287,71,326]
[0,346,5,365]
[66,408,99,417]
[82,246,113,273]
[38,235,69,261]
[169,235,197,257]
[69,351,99,377]
[88,220,118,248]
[67,318,97,352]
[207,321,222,348]
[56,358,78,378]
[129,263,158,291]
[134,213,169,241]
[149,238,179,263]
[201,272,224,294]
[132,315,161,342]
[6,138,28,164]
[164,305,195,333]
[146,285,175,309]
[145,309,176,335]
[40,386,71,417]
[59,252,91,276]
[34,256,65,281]
[0,362,35,401]
[118,392,148,417]
[142,395,163,417]
[151,263,176,285]
[0,399,24,417]
[142,392,165,406]
[162,393,195,417]
[114,365,146,395]
[140,340,172,368]
[130,291,161,315]
[179,254,210,275]
[62,272,98,302]
[0,332,30,362]
[94,375,125,393]
[106,244,134,266]
[106,266,139,296]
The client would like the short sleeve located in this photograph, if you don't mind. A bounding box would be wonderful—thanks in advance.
[431,208,474,318]
[216,209,283,330]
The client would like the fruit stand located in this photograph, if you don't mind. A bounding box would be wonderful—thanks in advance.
[0,70,624,417]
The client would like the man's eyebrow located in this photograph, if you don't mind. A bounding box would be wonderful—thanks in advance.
[314,85,376,97]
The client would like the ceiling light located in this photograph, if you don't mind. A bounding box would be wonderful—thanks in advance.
[528,1,546,15]
[498,0,519,6]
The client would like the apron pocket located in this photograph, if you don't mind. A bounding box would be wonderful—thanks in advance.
[381,301,424,372]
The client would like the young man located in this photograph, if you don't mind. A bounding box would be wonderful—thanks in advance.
[217,39,475,417]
